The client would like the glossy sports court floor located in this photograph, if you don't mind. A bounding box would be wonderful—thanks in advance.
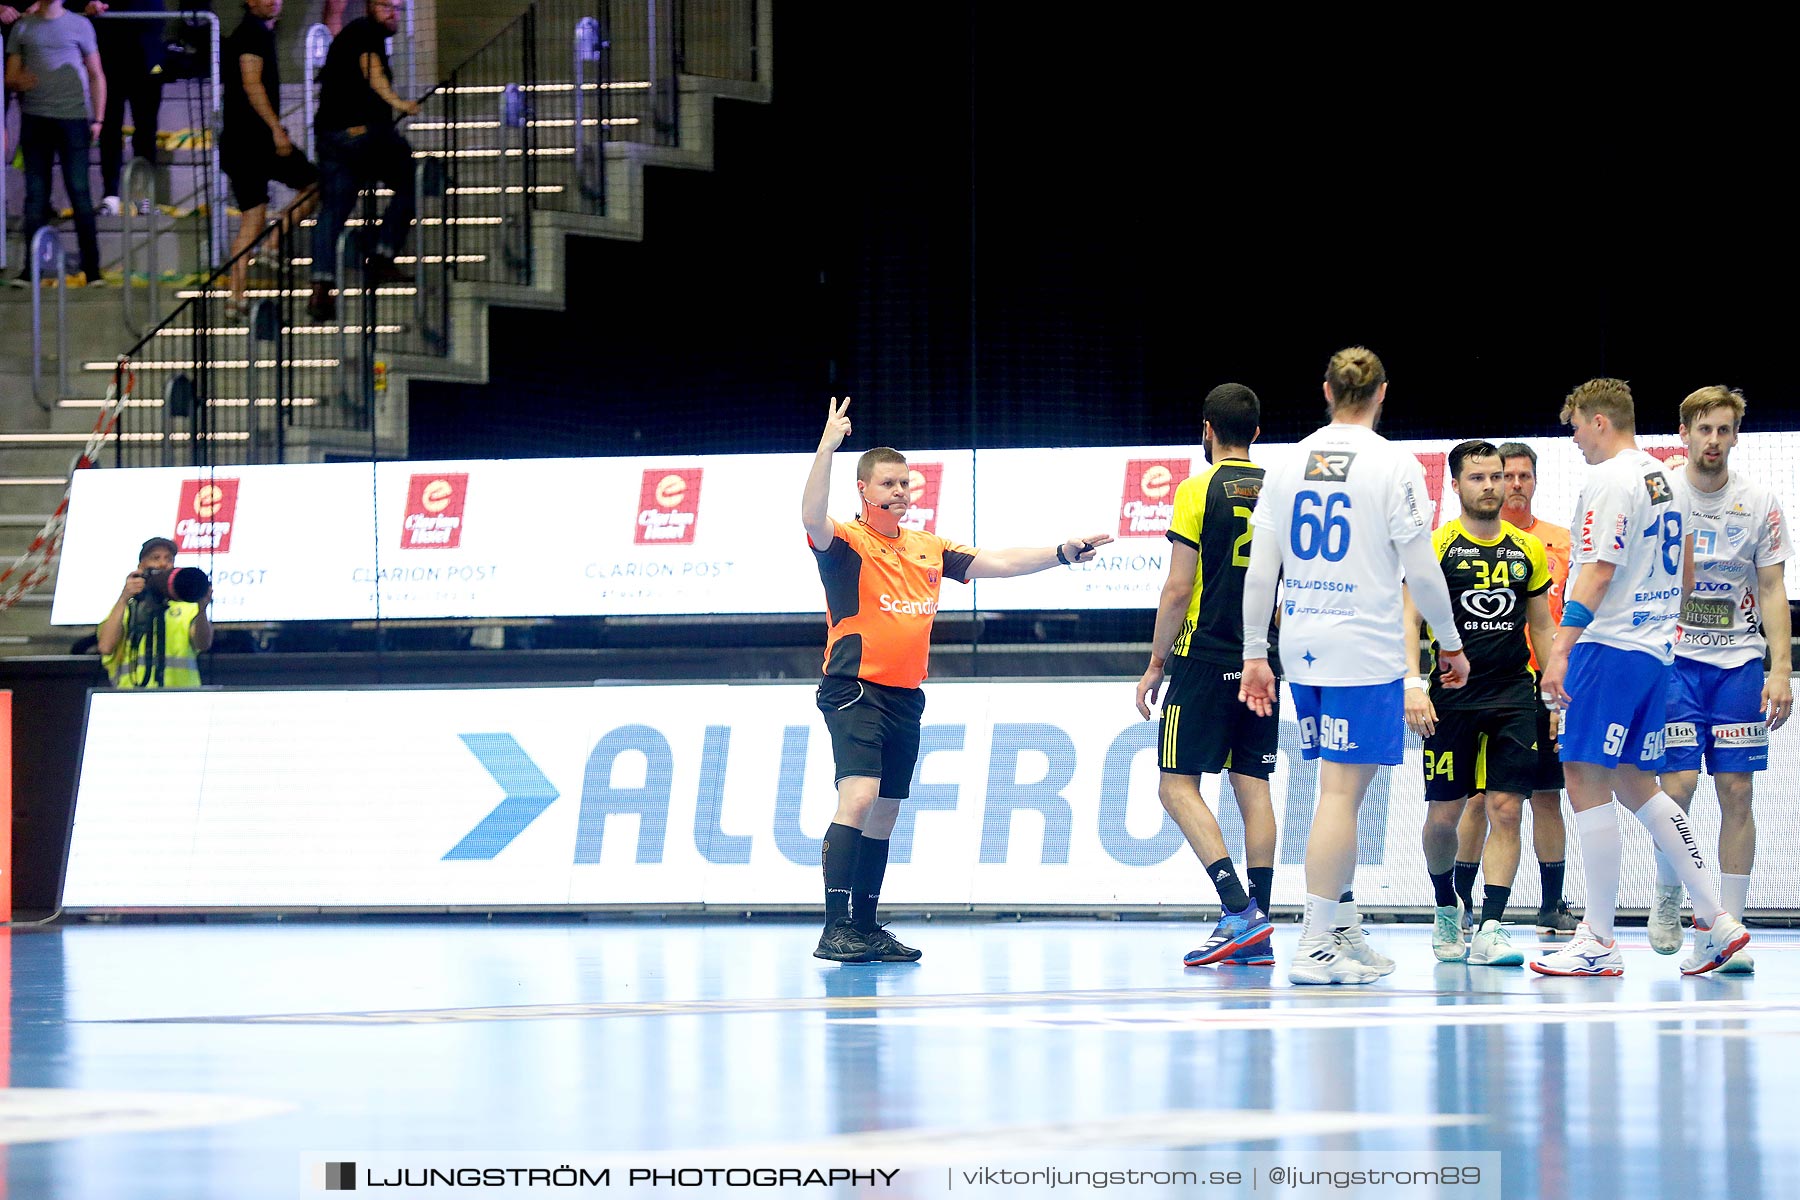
[4,917,1798,1198]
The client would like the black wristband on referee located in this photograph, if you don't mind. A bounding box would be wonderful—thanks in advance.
[1055,544,1071,566]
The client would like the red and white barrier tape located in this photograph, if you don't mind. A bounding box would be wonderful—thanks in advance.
[0,363,134,613]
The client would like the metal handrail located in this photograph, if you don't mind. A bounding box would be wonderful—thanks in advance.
[302,23,333,162]
[336,224,359,414]
[29,228,69,410]
[573,16,608,205]
[413,156,449,352]
[501,84,529,272]
[120,157,160,336]
[0,124,8,272]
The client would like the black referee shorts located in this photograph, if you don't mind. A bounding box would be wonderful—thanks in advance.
[1159,656,1279,780]
[816,675,926,799]
[1422,705,1538,803]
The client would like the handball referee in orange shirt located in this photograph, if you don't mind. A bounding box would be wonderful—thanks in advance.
[803,396,1113,962]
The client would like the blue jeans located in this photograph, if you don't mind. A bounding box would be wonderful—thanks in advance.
[20,114,102,279]
[311,126,417,283]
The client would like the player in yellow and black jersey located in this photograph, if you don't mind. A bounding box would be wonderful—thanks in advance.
[1137,384,1282,968]
[1402,440,1557,968]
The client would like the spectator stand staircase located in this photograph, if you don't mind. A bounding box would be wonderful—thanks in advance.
[0,0,772,655]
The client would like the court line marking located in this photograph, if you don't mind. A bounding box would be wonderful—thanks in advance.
[599,1109,1481,1169]
[0,1089,294,1146]
[835,997,1800,1033]
[90,985,1483,1025]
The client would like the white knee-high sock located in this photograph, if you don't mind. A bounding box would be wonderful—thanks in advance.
[1653,846,1681,889]
[1722,873,1751,922]
[1633,792,1725,924]
[1573,804,1621,940]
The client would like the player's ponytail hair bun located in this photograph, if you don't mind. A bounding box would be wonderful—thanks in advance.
[1325,346,1388,412]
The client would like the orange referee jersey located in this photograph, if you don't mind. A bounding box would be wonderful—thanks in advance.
[1516,515,1571,669]
[810,517,977,689]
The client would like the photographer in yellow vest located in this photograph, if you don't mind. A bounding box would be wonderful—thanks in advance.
[96,537,213,689]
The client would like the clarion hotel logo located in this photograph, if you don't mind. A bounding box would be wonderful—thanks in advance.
[175,478,240,553]
[897,462,943,534]
[402,473,468,549]
[636,468,703,545]
[1118,458,1189,538]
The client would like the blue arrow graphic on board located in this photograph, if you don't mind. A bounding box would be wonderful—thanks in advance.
[443,733,560,860]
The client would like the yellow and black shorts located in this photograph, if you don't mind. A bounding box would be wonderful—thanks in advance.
[1159,656,1280,780]
[1421,705,1537,803]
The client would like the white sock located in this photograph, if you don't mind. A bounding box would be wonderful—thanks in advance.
[1722,873,1751,922]
[1653,846,1681,889]
[1333,897,1358,931]
[1633,792,1725,924]
[1301,893,1337,942]
[1573,804,1621,940]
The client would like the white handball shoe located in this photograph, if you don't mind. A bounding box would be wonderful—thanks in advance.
[1289,934,1384,986]
[1680,914,1751,977]
[1647,884,1686,954]
[1529,923,1624,977]
[1433,905,1467,962]
[1468,919,1524,967]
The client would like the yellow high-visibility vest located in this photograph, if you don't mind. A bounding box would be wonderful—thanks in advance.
[103,600,204,689]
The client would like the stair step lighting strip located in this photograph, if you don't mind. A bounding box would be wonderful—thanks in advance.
[82,359,343,371]
[151,326,405,338]
[438,82,651,94]
[60,398,320,409]
[174,288,417,299]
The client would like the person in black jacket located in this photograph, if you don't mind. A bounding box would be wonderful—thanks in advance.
[306,0,416,320]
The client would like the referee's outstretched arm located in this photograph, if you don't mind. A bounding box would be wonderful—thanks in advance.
[964,533,1115,578]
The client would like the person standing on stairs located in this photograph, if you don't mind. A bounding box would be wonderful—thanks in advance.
[307,0,416,320]
[223,0,319,317]
[92,0,167,216]
[5,0,107,286]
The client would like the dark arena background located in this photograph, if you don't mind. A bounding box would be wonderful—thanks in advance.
[1,4,1797,1198]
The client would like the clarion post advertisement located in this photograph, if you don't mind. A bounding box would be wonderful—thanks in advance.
[50,433,1800,625]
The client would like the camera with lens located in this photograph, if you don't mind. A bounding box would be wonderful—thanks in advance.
[139,566,211,604]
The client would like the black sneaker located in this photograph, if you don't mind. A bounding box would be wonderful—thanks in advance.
[813,919,875,962]
[1535,900,1580,936]
[860,923,922,962]
[366,254,415,285]
[307,282,337,321]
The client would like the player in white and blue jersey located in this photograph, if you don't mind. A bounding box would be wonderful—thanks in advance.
[1240,347,1470,986]
[1646,386,1791,973]
[1533,378,1750,978]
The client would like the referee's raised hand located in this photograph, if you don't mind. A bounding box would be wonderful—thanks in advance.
[819,396,852,452]
[1061,534,1113,563]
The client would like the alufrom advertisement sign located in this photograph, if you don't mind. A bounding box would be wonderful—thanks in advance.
[64,681,1800,911]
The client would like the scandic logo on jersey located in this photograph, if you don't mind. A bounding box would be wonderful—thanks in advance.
[897,462,943,535]
[402,473,468,549]
[175,478,239,553]
[1118,458,1190,538]
[635,468,703,545]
